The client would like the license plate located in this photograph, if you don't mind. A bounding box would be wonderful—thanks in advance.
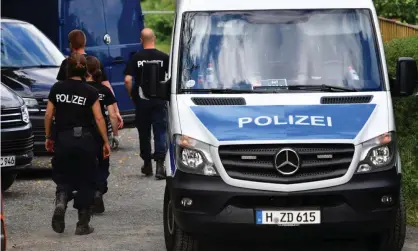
[0,156,16,168]
[256,210,321,225]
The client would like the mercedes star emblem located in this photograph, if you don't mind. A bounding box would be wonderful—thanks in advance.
[274,148,301,176]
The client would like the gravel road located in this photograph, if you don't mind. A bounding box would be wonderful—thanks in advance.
[3,128,418,251]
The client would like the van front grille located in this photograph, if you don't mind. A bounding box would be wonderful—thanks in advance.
[218,144,355,184]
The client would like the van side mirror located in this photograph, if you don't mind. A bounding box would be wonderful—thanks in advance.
[391,57,417,97]
[141,61,171,101]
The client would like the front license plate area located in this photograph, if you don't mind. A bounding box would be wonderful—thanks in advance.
[0,156,16,168]
[256,210,321,225]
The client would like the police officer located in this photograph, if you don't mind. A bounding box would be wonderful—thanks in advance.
[57,29,124,137]
[86,55,119,214]
[45,53,111,235]
[124,28,169,180]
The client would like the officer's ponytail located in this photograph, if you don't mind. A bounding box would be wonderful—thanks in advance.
[86,56,103,83]
[67,53,87,79]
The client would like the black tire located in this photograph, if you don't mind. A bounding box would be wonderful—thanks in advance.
[1,173,17,192]
[164,185,199,251]
[367,194,406,251]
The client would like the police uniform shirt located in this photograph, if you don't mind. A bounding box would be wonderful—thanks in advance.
[57,55,108,81]
[86,81,117,135]
[123,49,169,99]
[48,79,99,131]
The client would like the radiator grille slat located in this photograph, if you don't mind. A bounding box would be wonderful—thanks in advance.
[1,136,34,155]
[1,108,25,128]
[219,144,354,184]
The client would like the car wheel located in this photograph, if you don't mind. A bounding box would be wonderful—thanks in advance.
[367,194,406,251]
[1,173,17,192]
[164,185,199,251]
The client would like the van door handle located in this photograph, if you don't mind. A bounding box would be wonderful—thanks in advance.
[112,57,125,64]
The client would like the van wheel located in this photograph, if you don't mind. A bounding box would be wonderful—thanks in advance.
[164,186,199,251]
[1,173,17,192]
[367,194,406,251]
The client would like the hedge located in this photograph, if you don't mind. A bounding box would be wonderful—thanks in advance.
[385,35,418,225]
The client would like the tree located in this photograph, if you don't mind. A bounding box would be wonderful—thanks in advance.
[141,0,175,43]
[373,0,418,24]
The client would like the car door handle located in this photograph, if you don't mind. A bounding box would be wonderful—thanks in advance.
[112,57,125,64]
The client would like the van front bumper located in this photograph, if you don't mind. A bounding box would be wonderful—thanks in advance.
[168,168,400,240]
[1,123,34,173]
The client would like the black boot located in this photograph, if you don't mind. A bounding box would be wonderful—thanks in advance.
[52,191,68,233]
[75,209,94,235]
[141,160,153,176]
[92,191,105,214]
[155,160,166,180]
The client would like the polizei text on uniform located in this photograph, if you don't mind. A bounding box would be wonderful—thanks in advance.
[56,94,87,106]
[238,115,333,128]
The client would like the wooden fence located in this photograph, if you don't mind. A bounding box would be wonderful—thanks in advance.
[378,17,418,42]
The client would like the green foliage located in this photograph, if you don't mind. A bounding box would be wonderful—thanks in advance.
[141,0,175,44]
[393,96,418,225]
[384,35,418,76]
[373,0,418,24]
[385,35,418,225]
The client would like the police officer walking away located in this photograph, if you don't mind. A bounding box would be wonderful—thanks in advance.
[57,29,124,140]
[86,55,119,214]
[124,28,169,180]
[45,53,111,235]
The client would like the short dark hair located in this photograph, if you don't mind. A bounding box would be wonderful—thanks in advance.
[68,29,86,50]
[67,53,87,79]
[86,56,103,83]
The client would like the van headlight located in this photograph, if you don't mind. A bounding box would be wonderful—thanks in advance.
[21,105,30,123]
[356,132,396,173]
[175,135,218,176]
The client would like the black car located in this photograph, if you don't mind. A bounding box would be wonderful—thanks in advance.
[1,18,65,155]
[1,83,34,191]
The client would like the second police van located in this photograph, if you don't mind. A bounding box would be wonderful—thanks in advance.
[143,0,418,251]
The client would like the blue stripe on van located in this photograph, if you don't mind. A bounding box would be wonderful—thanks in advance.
[190,104,376,141]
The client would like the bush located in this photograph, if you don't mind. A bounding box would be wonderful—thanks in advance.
[384,35,418,76]
[385,35,418,225]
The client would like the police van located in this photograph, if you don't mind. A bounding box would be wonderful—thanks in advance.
[143,0,418,250]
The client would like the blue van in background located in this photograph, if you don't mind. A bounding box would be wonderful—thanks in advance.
[2,0,145,121]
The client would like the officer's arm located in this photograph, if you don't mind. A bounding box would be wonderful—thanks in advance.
[92,99,110,144]
[106,105,119,136]
[102,81,122,123]
[44,101,55,138]
[102,81,115,95]
[102,82,123,128]
[124,75,133,98]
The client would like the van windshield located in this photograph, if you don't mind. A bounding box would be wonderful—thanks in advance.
[1,22,65,68]
[178,9,383,93]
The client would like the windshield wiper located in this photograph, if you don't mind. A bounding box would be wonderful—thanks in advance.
[180,88,256,94]
[264,84,358,92]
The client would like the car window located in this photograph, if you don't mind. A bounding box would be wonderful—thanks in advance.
[1,22,65,68]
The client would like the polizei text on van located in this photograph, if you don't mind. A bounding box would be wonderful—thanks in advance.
[238,115,333,128]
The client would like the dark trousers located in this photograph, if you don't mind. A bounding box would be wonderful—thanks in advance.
[52,130,98,210]
[96,138,110,195]
[135,98,168,162]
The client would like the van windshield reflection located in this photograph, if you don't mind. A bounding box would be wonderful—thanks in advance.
[178,9,383,93]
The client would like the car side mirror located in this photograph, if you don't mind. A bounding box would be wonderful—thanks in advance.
[391,57,417,97]
[141,61,170,101]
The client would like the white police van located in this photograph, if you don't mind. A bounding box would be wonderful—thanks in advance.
[143,0,418,250]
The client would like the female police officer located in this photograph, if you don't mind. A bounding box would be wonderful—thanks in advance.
[85,55,119,214]
[44,53,111,235]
